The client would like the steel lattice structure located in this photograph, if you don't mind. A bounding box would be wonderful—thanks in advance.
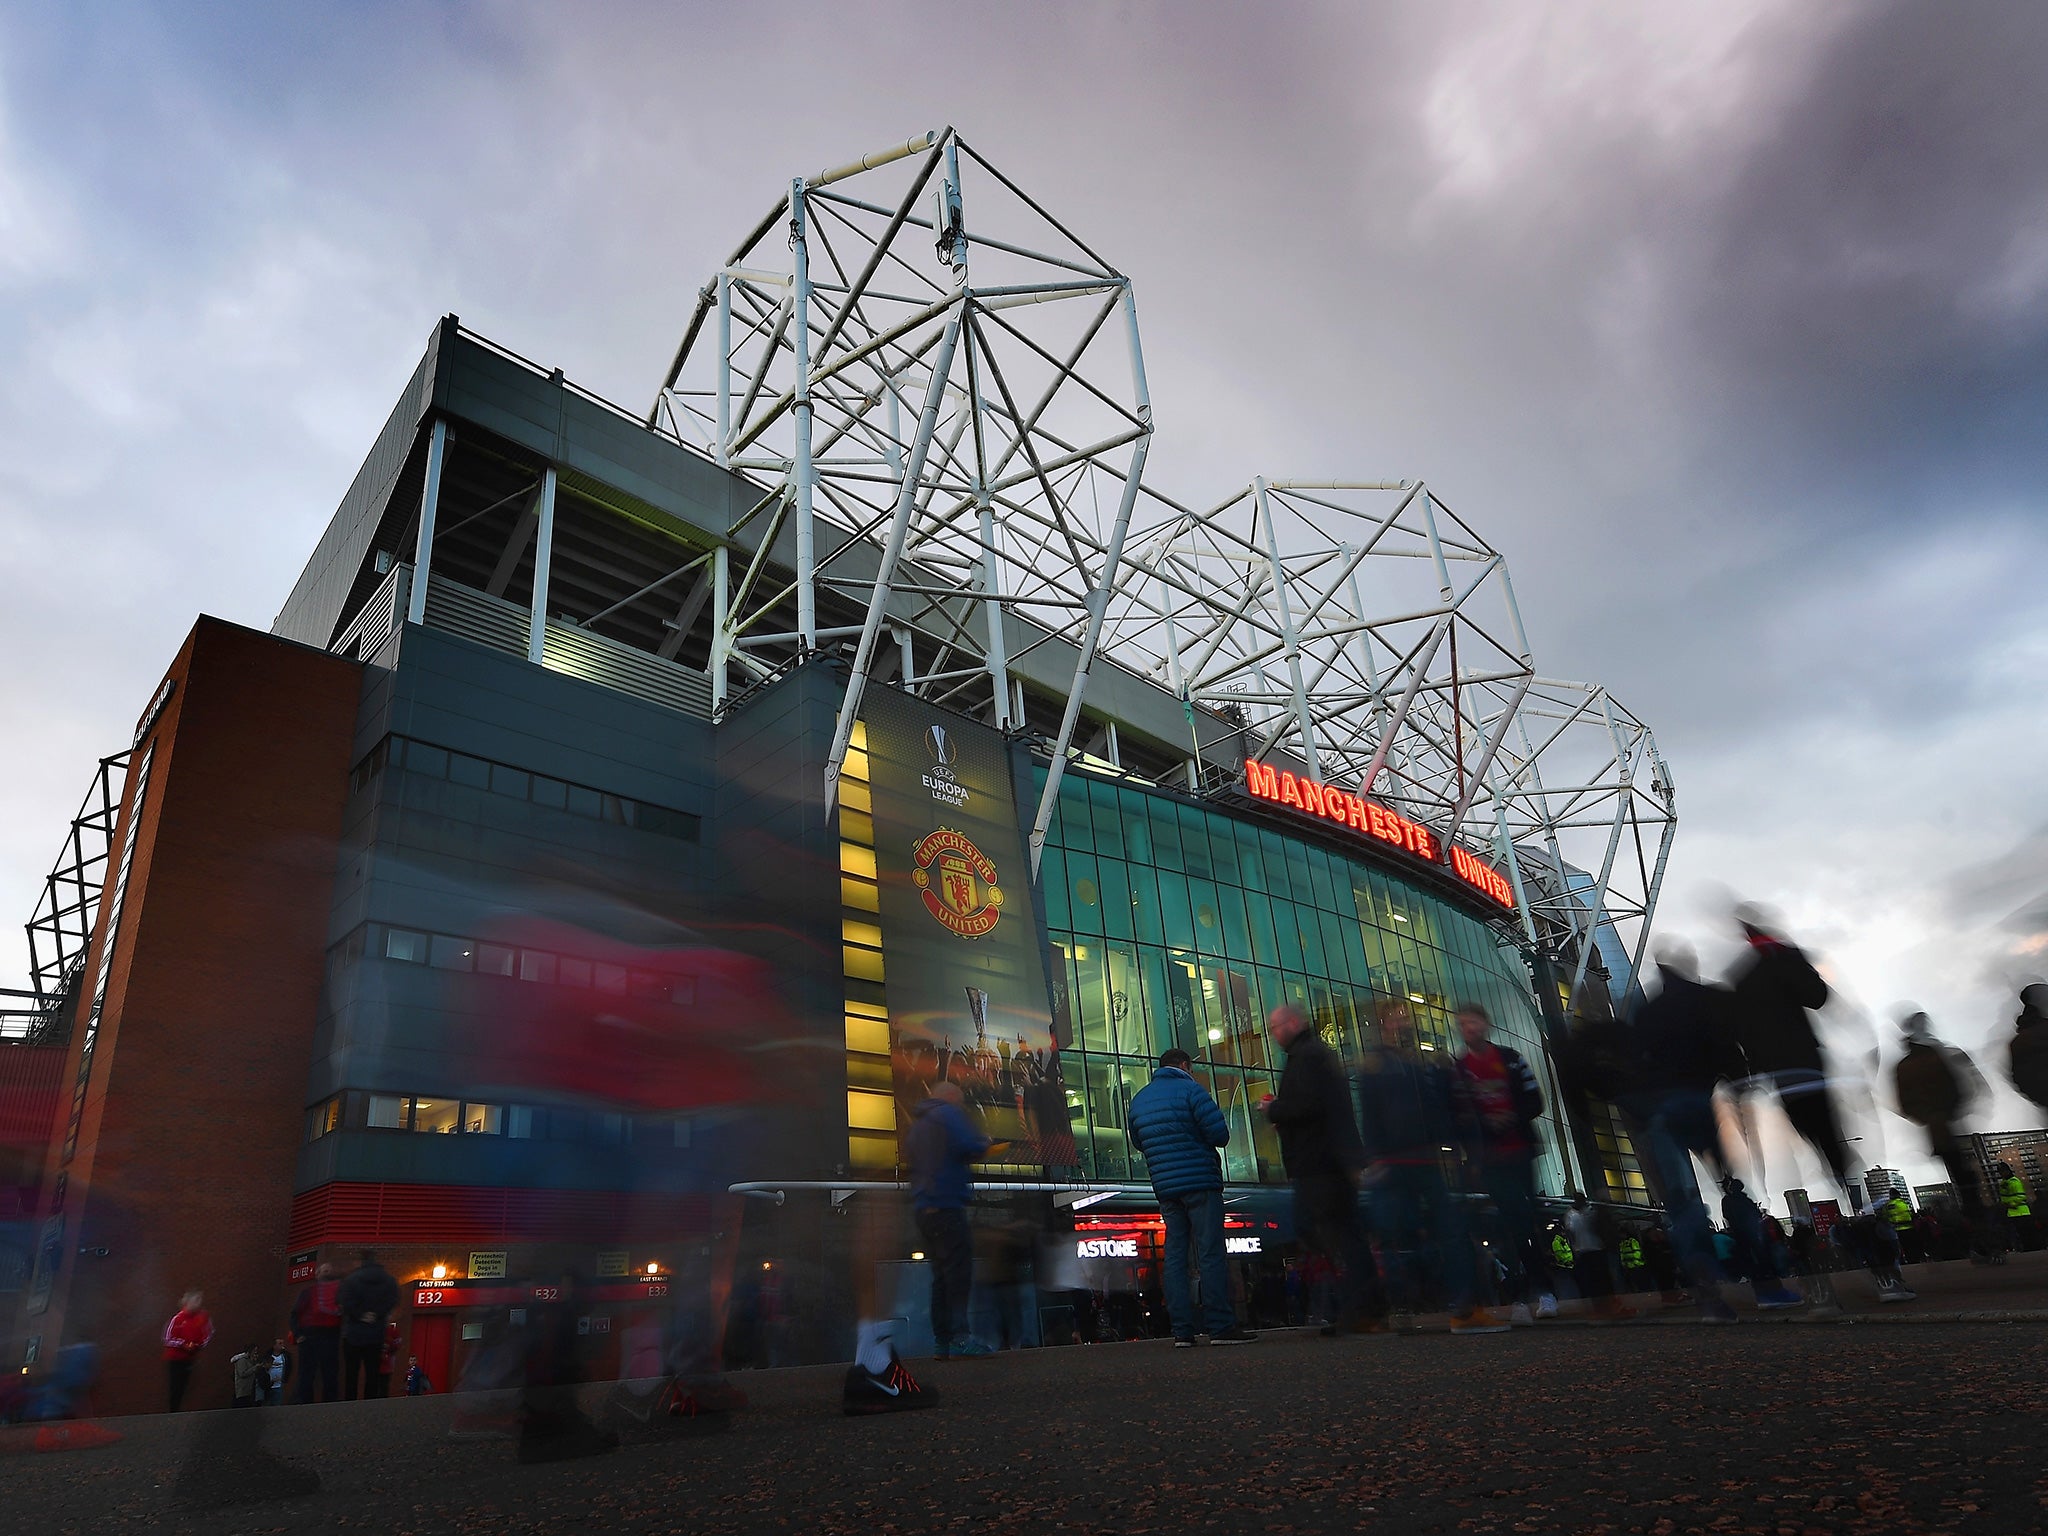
[652,127,1150,858]
[648,130,1675,971]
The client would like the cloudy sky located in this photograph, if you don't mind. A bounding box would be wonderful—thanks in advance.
[3,2,2044,1194]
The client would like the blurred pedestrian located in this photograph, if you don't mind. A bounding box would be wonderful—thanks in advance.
[1566,1194,1630,1319]
[337,1250,400,1401]
[1720,1178,1804,1308]
[1728,906,1857,1200]
[291,1262,342,1403]
[163,1289,214,1412]
[1454,1003,1554,1324]
[1353,1004,1506,1333]
[1893,1011,2001,1261]
[2006,983,2048,1112]
[404,1356,432,1396]
[1263,1004,1392,1335]
[1128,1048,1250,1345]
[1627,940,1740,1322]
[907,1080,993,1360]
[374,1319,402,1398]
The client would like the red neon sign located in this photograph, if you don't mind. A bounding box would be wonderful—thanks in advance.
[1242,760,1514,911]
[1449,843,1514,909]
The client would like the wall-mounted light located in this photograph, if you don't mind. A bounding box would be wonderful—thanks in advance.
[430,1263,447,1280]
[910,1251,926,1262]
[646,1262,660,1275]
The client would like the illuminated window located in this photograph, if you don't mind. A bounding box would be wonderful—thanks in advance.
[462,1102,502,1135]
[367,1094,405,1129]
[475,943,516,978]
[412,1098,460,1134]
[518,949,556,984]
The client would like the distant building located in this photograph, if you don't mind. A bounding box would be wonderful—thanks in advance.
[1968,1130,2048,1201]
[1863,1167,1910,1206]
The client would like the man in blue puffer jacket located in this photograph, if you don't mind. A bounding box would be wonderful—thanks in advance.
[1128,1050,1256,1345]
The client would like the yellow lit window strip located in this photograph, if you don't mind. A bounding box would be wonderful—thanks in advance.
[839,778,872,813]
[844,946,885,983]
[847,1089,895,1131]
[846,1012,890,1055]
[839,843,877,880]
[842,918,883,950]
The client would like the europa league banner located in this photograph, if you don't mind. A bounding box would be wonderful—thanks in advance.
[860,687,1072,1168]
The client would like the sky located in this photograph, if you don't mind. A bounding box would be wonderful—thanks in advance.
[2,1,2044,1199]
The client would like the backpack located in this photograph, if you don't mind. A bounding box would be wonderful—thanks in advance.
[2010,1020,2048,1111]
[1893,1041,1960,1126]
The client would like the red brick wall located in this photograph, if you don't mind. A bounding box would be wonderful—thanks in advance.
[38,616,360,1414]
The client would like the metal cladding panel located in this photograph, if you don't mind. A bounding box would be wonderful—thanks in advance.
[272,331,440,648]
[435,337,750,545]
[288,1182,715,1247]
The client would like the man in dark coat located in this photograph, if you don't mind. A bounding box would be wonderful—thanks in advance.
[1358,1004,1506,1332]
[905,1081,991,1359]
[1627,940,1740,1321]
[1129,1049,1251,1345]
[1728,906,1855,1197]
[336,1250,400,1401]
[1262,1005,1386,1333]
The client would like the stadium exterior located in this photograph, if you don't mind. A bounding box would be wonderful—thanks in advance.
[1,132,1674,1411]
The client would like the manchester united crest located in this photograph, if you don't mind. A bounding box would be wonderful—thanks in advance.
[911,828,1004,938]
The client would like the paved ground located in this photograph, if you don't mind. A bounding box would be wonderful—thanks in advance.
[8,1305,2047,1535]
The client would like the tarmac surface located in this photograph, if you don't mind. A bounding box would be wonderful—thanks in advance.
[4,1261,2048,1536]
[8,1261,2048,1536]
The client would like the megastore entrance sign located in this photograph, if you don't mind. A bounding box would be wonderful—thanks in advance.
[1241,760,1515,911]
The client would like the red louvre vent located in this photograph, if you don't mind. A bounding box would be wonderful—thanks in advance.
[290,1183,715,1247]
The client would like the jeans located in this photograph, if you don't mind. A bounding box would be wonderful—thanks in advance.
[916,1207,974,1348]
[1643,1089,1723,1285]
[296,1330,340,1403]
[166,1358,194,1412]
[1481,1155,1545,1304]
[1295,1172,1385,1324]
[1160,1188,1235,1338]
[1371,1162,1475,1313]
[341,1341,380,1401]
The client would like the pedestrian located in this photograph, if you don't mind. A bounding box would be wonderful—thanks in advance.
[1565,1193,1629,1319]
[1994,1161,2036,1253]
[1728,906,1858,1201]
[1128,1047,1254,1346]
[906,1080,993,1360]
[1719,1178,1804,1307]
[263,1337,294,1405]
[1454,1003,1555,1324]
[162,1290,213,1412]
[2006,983,2048,1112]
[337,1249,400,1401]
[405,1356,432,1396]
[1617,1225,1649,1291]
[1892,1011,2001,1261]
[1353,1003,1507,1333]
[374,1318,402,1397]
[1626,939,1744,1322]
[1261,1005,1393,1335]
[231,1341,265,1408]
[291,1261,343,1403]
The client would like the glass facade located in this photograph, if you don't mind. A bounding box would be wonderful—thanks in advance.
[1038,769,1576,1197]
